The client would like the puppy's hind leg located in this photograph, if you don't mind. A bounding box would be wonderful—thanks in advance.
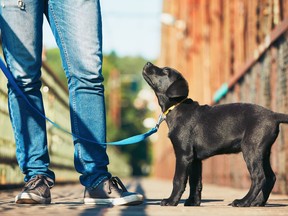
[231,154,266,207]
[184,159,202,206]
[251,149,276,206]
[251,127,279,206]
[251,154,276,206]
[232,139,274,207]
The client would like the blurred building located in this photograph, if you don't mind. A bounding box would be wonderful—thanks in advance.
[153,0,288,194]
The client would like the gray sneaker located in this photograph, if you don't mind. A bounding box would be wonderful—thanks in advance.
[84,176,144,206]
[15,175,53,204]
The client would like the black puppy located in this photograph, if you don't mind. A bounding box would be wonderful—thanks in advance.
[142,62,288,207]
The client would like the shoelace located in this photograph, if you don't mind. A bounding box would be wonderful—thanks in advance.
[24,175,53,190]
[108,177,128,194]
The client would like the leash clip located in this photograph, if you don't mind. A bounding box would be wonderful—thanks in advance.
[155,113,166,129]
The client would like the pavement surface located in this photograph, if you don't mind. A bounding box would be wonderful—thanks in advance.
[1,178,288,216]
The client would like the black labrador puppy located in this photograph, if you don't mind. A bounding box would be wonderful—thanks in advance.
[142,62,288,207]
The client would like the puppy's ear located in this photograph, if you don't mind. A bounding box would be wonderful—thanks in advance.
[166,78,189,99]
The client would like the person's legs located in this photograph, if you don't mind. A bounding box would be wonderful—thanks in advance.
[46,0,111,187]
[46,0,143,205]
[0,0,55,183]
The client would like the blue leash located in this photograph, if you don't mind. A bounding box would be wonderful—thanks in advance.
[0,57,162,145]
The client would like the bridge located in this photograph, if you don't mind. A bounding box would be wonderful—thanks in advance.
[1,1,288,215]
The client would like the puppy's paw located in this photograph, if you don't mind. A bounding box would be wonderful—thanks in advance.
[184,198,201,206]
[160,198,178,206]
[250,199,266,207]
[230,199,251,207]
[250,192,266,206]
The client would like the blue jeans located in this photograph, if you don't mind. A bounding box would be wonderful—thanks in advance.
[0,0,111,187]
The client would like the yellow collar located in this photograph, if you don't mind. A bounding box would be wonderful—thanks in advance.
[163,98,188,116]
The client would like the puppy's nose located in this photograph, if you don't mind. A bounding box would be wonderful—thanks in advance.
[144,62,153,71]
[145,62,153,68]
[146,62,152,66]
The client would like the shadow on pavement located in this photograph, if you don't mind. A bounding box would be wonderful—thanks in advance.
[144,198,224,206]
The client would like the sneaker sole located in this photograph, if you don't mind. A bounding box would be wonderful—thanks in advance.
[84,194,143,206]
[15,192,51,204]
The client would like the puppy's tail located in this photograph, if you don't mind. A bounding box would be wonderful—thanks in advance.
[274,112,288,124]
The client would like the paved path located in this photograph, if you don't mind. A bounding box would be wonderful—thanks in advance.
[1,178,288,216]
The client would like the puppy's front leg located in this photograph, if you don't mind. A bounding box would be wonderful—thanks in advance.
[161,158,190,206]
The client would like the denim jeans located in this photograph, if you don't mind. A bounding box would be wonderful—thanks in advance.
[0,0,111,187]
